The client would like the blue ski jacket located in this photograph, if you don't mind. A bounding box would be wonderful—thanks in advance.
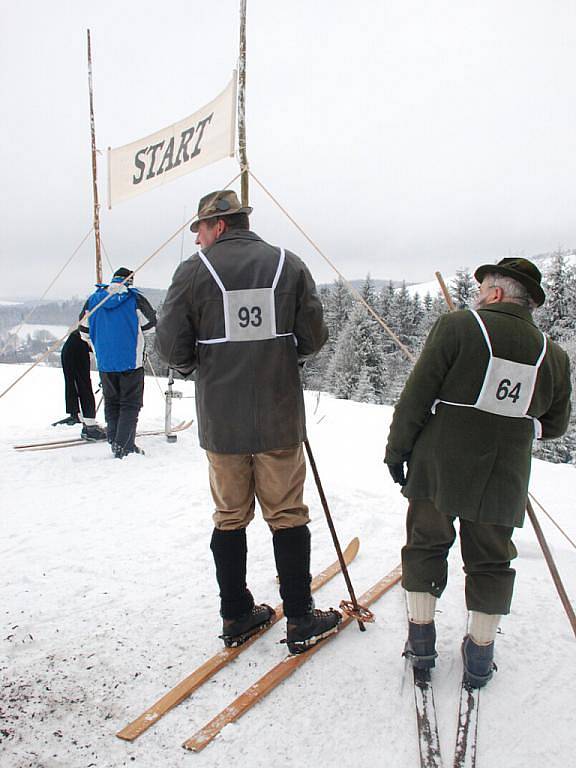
[80,278,156,372]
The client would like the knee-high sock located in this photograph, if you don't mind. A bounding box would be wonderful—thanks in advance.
[407,590,437,624]
[210,528,254,619]
[469,611,500,645]
[272,525,312,618]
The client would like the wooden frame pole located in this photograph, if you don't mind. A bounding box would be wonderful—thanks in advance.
[87,29,103,284]
[238,0,249,205]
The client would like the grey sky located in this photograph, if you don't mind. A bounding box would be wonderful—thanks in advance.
[1,0,575,298]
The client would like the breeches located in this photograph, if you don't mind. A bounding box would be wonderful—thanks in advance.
[401,499,517,615]
[207,445,310,532]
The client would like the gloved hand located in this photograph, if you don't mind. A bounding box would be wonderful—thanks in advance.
[386,462,407,486]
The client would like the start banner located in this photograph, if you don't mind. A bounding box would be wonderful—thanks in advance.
[107,75,237,208]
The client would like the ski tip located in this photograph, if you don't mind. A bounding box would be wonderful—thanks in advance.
[346,537,360,559]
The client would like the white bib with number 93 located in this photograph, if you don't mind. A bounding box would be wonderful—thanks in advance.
[196,247,294,345]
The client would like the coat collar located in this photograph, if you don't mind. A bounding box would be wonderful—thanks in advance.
[478,302,536,326]
[213,229,263,246]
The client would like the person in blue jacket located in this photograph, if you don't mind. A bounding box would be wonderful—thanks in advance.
[80,268,156,458]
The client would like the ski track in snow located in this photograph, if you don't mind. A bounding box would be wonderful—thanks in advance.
[0,364,574,768]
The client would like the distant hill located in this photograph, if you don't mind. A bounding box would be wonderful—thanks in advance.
[2,247,574,332]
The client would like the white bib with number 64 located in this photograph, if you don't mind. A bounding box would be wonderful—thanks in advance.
[432,309,547,436]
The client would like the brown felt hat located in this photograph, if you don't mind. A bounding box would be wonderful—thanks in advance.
[474,257,545,307]
[190,190,252,232]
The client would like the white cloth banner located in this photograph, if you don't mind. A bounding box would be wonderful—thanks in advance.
[107,75,237,208]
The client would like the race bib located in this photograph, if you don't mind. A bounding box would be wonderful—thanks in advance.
[225,287,276,342]
[476,357,538,417]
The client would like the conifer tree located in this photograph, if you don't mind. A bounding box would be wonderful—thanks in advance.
[539,249,576,340]
[450,268,478,309]
[352,365,378,403]
[326,322,357,399]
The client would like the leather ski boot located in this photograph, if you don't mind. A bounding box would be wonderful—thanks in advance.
[220,604,276,648]
[285,607,342,654]
[403,620,438,670]
[81,424,108,441]
[461,635,496,688]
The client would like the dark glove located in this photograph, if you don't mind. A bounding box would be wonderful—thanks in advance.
[387,462,407,486]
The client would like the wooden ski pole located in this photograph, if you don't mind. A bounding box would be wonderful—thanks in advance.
[435,270,576,640]
[304,439,373,631]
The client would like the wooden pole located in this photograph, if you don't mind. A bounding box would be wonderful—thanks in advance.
[526,499,576,639]
[435,271,576,640]
[87,29,103,284]
[238,0,249,205]
[434,270,455,311]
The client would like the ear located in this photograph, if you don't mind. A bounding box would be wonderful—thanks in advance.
[491,285,505,303]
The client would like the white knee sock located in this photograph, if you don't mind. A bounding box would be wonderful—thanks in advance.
[469,611,500,645]
[407,591,437,624]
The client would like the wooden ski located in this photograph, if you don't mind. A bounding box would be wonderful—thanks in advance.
[183,563,402,752]
[413,668,444,768]
[14,420,193,451]
[453,681,480,768]
[116,537,360,742]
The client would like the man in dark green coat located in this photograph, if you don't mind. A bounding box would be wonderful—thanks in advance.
[385,258,571,687]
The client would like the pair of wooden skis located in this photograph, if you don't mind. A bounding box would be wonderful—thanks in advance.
[115,538,402,752]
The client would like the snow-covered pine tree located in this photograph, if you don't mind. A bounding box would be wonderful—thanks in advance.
[303,278,353,391]
[360,274,378,307]
[379,281,396,329]
[324,277,353,349]
[538,249,576,340]
[533,254,576,464]
[351,365,378,403]
[326,321,357,399]
[450,268,478,309]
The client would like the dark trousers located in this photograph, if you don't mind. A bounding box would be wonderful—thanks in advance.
[401,499,517,615]
[61,332,96,419]
[101,368,144,451]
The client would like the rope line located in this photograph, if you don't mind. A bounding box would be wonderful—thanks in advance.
[248,170,416,363]
[0,226,94,357]
[145,354,168,400]
[528,492,576,552]
[100,239,116,273]
[0,171,243,402]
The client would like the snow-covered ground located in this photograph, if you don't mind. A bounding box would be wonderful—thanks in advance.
[1,363,574,768]
[406,277,445,299]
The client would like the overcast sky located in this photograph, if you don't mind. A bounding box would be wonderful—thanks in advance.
[1,0,575,299]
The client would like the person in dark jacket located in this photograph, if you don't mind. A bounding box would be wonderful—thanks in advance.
[385,258,571,687]
[53,329,106,440]
[80,268,157,458]
[156,189,341,653]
